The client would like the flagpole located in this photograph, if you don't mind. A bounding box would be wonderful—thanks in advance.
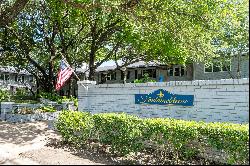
[72,70,81,81]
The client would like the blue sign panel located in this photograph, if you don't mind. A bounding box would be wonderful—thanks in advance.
[135,89,194,106]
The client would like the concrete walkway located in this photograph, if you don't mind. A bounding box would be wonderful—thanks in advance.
[0,121,111,165]
[0,121,58,165]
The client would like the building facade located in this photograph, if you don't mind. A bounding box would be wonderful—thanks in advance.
[94,62,194,84]
[0,66,35,94]
[193,55,249,80]
[94,54,249,84]
[57,53,250,96]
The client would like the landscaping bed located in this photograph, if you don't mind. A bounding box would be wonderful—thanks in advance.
[5,111,60,123]
[3,106,60,123]
[55,111,249,165]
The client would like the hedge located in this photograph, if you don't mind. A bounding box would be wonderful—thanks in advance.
[55,110,249,164]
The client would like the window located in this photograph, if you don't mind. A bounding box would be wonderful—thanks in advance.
[100,73,106,83]
[168,66,186,76]
[213,61,221,72]
[5,74,9,81]
[121,71,131,80]
[204,59,231,73]
[21,75,25,82]
[0,74,4,80]
[135,70,138,79]
[15,75,18,81]
[137,70,142,79]
[204,63,212,72]
[142,69,156,78]
[169,68,173,76]
[107,72,116,80]
[126,71,131,79]
[181,67,185,76]
[29,76,33,82]
[17,75,22,82]
[174,67,180,76]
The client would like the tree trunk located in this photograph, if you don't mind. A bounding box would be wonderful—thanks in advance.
[68,77,72,97]
[88,51,96,80]
[36,78,40,97]
[237,54,241,79]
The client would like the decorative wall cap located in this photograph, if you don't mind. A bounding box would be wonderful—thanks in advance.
[77,80,96,85]
[0,102,15,104]
[92,78,249,88]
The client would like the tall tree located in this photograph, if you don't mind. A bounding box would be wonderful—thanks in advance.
[60,0,249,80]
[0,0,30,27]
[0,0,83,93]
[1,0,248,92]
[215,0,249,78]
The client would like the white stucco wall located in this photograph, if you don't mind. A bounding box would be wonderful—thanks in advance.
[78,79,249,124]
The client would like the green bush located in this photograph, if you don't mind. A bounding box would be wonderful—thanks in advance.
[55,111,249,164]
[36,106,57,113]
[55,110,93,144]
[133,73,156,83]
[11,88,35,102]
[0,89,11,101]
[39,92,78,106]
[38,92,62,102]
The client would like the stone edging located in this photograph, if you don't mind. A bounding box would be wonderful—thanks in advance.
[4,111,60,123]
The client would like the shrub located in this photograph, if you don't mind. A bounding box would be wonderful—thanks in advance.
[38,92,78,106]
[11,88,34,101]
[36,106,57,113]
[55,111,249,164]
[133,73,156,83]
[38,92,62,102]
[55,110,93,144]
[92,113,144,155]
[0,89,11,101]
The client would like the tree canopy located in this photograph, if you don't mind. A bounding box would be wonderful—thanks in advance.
[0,0,249,93]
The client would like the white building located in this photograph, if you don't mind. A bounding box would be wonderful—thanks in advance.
[0,66,35,93]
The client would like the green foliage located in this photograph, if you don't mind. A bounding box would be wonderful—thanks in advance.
[55,111,249,164]
[133,73,156,83]
[0,88,39,103]
[39,92,78,106]
[1,0,248,85]
[55,110,93,144]
[14,107,34,114]
[12,99,40,104]
[92,113,144,155]
[12,105,57,114]
[12,88,33,101]
[70,96,78,107]
[0,89,10,101]
[38,92,63,102]
[37,106,57,113]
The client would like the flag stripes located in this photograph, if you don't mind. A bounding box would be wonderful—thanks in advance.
[55,59,73,91]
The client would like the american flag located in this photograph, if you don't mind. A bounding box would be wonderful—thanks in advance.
[55,59,74,91]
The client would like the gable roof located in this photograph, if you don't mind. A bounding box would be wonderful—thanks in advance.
[96,60,164,72]
[0,66,32,75]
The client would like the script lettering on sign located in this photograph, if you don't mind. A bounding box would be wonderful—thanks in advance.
[135,89,194,106]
